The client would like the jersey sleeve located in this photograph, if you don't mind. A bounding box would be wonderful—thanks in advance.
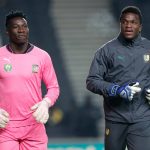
[86,47,114,97]
[42,53,60,106]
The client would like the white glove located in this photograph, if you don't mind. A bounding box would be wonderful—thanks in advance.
[128,82,141,100]
[31,98,51,124]
[145,89,150,104]
[116,82,141,101]
[0,109,9,128]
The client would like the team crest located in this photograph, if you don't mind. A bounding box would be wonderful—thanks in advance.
[105,128,110,136]
[4,64,12,72]
[32,64,39,73]
[144,54,150,62]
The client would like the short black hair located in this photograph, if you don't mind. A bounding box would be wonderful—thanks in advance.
[120,6,142,24]
[5,10,27,28]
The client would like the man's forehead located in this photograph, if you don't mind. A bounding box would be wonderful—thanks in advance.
[122,13,140,20]
[8,17,27,25]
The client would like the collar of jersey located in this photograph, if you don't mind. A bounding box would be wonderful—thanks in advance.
[118,33,142,47]
[6,43,34,54]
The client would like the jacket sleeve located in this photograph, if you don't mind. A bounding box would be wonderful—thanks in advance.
[86,47,115,97]
[42,53,60,106]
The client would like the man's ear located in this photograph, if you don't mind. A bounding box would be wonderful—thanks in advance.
[139,25,142,32]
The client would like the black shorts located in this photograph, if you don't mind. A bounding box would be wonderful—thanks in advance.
[105,119,150,150]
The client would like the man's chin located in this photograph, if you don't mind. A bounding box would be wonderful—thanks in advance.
[124,35,134,40]
[16,40,28,45]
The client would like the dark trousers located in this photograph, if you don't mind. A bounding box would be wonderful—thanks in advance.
[105,119,150,150]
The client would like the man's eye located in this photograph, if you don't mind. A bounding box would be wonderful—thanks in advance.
[12,26,18,28]
[23,25,28,28]
[131,21,138,24]
[121,21,127,24]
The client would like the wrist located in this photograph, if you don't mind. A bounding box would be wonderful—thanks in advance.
[108,84,120,96]
[43,97,51,107]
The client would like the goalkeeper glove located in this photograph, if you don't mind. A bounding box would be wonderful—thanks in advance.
[109,82,141,101]
[31,98,51,124]
[0,109,9,128]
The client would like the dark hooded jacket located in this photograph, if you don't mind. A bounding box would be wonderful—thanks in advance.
[86,33,150,123]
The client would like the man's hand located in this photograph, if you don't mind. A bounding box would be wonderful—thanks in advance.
[145,89,150,104]
[117,82,141,101]
[31,98,51,124]
[109,82,141,101]
[0,109,9,128]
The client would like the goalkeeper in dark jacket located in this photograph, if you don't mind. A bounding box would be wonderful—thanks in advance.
[86,6,150,150]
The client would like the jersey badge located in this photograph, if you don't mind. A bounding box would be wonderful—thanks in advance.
[105,128,110,136]
[144,54,150,62]
[32,64,39,73]
[4,64,12,72]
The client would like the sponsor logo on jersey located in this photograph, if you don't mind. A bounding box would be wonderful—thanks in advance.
[117,55,125,61]
[3,58,11,62]
[32,64,39,73]
[144,54,150,62]
[4,64,12,72]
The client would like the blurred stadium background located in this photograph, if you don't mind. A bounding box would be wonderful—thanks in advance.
[0,0,150,149]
